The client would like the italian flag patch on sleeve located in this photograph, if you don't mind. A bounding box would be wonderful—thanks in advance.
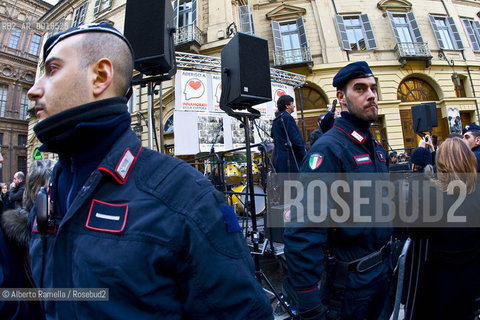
[309,153,324,170]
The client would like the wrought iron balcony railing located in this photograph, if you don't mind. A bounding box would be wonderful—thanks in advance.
[175,24,204,46]
[395,42,432,58]
[273,47,312,67]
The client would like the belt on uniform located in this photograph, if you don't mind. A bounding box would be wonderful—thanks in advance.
[347,242,391,273]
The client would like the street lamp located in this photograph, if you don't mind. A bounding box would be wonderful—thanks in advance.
[439,49,461,91]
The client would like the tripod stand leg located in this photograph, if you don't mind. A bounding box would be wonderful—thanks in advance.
[257,269,296,318]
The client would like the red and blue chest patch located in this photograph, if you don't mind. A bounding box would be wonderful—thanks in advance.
[86,199,128,233]
[353,154,372,165]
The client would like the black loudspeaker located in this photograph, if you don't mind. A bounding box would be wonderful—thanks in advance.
[124,0,176,76]
[220,32,271,109]
[411,102,438,134]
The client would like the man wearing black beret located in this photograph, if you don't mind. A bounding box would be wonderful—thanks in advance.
[284,61,392,319]
[463,123,480,171]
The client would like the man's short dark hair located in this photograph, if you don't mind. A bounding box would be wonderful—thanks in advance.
[277,95,294,112]
[79,33,134,97]
[470,131,480,139]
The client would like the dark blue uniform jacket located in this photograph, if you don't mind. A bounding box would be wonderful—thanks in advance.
[271,111,306,173]
[472,145,480,172]
[28,98,272,320]
[283,112,392,311]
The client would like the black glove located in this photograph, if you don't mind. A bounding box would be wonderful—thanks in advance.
[327,99,337,114]
[299,305,328,320]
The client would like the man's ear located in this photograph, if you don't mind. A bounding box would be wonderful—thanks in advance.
[336,89,345,109]
[92,58,114,97]
[475,135,480,147]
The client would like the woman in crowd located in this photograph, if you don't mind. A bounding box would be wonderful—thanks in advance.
[0,159,56,320]
[0,182,12,215]
[406,137,480,320]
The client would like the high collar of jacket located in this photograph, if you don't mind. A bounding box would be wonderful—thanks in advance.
[33,97,131,157]
[274,110,290,121]
[340,111,372,132]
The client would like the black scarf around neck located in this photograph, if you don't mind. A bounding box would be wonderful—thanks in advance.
[33,97,131,155]
[341,111,372,131]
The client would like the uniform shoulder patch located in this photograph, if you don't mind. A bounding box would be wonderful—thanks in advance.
[309,153,324,170]
[221,205,241,233]
[376,150,386,162]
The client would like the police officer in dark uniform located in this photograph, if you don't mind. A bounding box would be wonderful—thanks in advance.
[26,23,272,319]
[271,95,306,173]
[462,123,480,172]
[283,61,392,320]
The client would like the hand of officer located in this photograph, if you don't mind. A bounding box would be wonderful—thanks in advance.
[473,297,480,320]
[298,304,328,320]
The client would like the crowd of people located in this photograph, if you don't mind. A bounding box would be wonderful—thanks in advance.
[0,171,27,216]
[0,22,479,320]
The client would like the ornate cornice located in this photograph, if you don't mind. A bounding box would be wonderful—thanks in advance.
[377,0,412,13]
[266,4,306,21]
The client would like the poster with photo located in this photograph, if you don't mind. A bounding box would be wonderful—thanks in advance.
[198,113,225,152]
[231,118,254,149]
[447,107,462,134]
[254,117,274,144]
[176,70,209,112]
[271,82,296,116]
[210,74,223,113]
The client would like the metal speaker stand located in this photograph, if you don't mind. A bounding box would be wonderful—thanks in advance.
[132,73,173,153]
[222,105,295,318]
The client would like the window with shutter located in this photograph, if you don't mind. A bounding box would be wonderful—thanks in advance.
[272,18,311,65]
[407,12,423,43]
[447,17,464,50]
[271,20,283,52]
[361,14,377,50]
[335,15,351,50]
[175,0,196,28]
[429,15,462,50]
[387,11,420,55]
[239,6,255,35]
[462,18,480,52]
[334,14,376,51]
[72,3,88,27]
[94,0,111,15]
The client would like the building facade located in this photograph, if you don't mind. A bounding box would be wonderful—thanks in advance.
[0,0,51,182]
[28,0,480,159]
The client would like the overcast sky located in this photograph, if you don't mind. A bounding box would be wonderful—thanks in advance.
[44,0,60,5]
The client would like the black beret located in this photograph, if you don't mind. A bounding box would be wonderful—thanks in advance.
[332,61,374,88]
[463,123,480,135]
[410,147,433,167]
[43,22,134,62]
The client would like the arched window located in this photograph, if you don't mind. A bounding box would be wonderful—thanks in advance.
[295,86,327,111]
[295,86,327,142]
[397,78,439,102]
